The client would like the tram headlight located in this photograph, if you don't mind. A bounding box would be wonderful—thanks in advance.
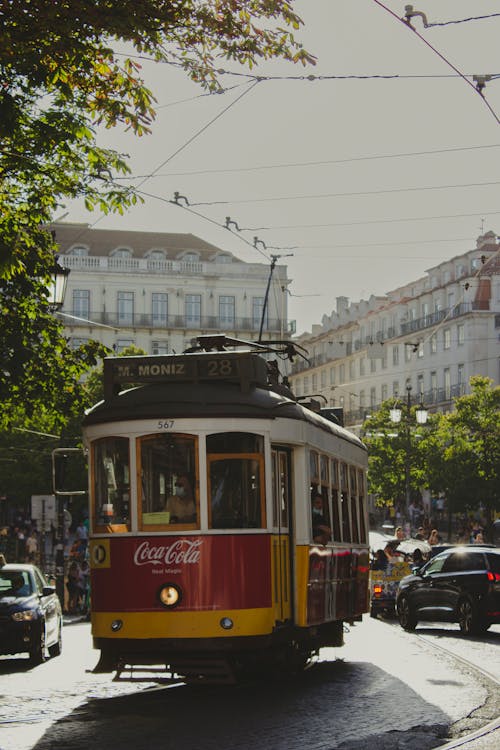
[220,617,234,630]
[158,583,182,608]
[111,619,123,632]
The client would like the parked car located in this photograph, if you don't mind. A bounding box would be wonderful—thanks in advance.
[396,545,500,635]
[0,562,63,663]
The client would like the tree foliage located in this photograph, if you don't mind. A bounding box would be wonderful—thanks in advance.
[421,377,500,519]
[363,378,500,519]
[0,1,314,441]
[363,400,433,507]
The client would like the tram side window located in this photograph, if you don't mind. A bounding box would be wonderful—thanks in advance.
[349,466,359,543]
[93,437,130,529]
[340,462,351,542]
[330,458,341,541]
[208,433,265,529]
[139,434,198,528]
[358,469,367,544]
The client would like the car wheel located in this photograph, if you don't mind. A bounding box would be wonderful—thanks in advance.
[48,620,62,657]
[397,595,417,631]
[29,623,46,665]
[458,598,485,635]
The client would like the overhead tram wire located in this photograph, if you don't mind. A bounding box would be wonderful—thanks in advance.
[372,0,500,125]
[112,143,500,181]
[188,180,500,207]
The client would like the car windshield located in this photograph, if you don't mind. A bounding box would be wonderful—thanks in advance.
[0,571,33,597]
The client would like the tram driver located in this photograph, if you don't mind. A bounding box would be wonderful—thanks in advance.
[165,474,196,523]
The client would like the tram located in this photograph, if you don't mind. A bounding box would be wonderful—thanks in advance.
[83,336,369,683]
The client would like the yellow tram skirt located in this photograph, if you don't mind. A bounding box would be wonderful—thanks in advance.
[92,607,276,640]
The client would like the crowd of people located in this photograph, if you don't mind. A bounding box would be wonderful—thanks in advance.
[0,509,90,615]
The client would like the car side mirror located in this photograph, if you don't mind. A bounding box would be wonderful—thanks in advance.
[42,585,56,596]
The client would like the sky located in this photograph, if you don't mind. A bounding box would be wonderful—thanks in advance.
[63,0,500,335]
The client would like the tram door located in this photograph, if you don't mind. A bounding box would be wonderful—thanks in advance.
[271,447,293,623]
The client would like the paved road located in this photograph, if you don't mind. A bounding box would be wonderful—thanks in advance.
[0,617,498,750]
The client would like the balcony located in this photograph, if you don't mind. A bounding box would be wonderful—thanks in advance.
[400,302,486,336]
[63,311,284,334]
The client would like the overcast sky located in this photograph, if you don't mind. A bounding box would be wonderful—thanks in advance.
[63,1,500,334]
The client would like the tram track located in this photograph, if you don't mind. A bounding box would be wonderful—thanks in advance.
[411,628,500,750]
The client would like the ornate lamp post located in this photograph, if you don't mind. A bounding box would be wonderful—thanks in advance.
[47,255,70,311]
[389,385,428,526]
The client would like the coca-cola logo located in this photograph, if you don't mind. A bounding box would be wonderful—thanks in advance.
[133,539,202,567]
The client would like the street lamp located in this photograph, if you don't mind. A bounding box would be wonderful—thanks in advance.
[390,385,428,527]
[47,256,70,311]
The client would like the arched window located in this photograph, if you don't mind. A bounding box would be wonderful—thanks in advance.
[111,247,133,258]
[68,245,88,257]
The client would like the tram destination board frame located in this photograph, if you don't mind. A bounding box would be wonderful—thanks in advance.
[103,351,269,399]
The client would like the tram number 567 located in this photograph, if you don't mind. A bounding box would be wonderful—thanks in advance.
[157,420,175,429]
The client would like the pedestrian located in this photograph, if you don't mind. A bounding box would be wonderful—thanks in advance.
[25,530,38,563]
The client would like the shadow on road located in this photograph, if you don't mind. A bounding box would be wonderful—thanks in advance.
[29,659,452,750]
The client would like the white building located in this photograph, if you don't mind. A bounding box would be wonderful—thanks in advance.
[289,232,500,428]
[53,223,291,353]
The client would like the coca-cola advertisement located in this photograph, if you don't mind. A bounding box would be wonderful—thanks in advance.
[91,535,271,611]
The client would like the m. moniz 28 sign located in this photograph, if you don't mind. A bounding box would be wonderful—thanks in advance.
[103,351,269,399]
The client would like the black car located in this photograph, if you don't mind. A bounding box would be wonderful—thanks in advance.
[0,562,63,663]
[396,545,500,635]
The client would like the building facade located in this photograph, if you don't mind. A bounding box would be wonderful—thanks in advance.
[289,232,500,428]
[53,223,291,353]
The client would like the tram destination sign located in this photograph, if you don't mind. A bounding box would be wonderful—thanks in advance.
[103,352,268,399]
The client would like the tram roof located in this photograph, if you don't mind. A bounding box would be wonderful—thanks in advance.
[83,350,365,450]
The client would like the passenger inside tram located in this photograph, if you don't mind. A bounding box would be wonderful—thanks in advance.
[165,475,196,523]
[311,491,332,545]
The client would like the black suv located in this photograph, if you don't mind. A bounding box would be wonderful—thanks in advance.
[396,545,500,635]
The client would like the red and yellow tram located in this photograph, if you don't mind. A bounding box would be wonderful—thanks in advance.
[83,337,369,682]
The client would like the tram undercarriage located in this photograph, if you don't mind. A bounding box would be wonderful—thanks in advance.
[92,620,347,684]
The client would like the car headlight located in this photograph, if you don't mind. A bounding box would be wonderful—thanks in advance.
[11,610,37,622]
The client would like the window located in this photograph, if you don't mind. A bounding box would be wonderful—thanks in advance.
[339,364,345,383]
[112,247,132,258]
[329,367,335,385]
[442,552,484,573]
[430,371,437,402]
[330,459,341,541]
[340,462,350,542]
[115,339,134,353]
[370,387,376,408]
[185,294,201,326]
[381,384,388,402]
[457,324,465,345]
[152,293,168,326]
[117,291,134,325]
[303,376,309,394]
[68,245,88,257]
[219,295,235,327]
[359,357,365,376]
[443,328,451,349]
[73,289,90,319]
[312,373,317,391]
[349,360,355,380]
[405,345,412,362]
[70,337,89,349]
[444,368,451,399]
[208,433,264,529]
[252,297,265,330]
[393,381,399,396]
[152,340,169,355]
[430,334,437,354]
[321,369,326,388]
[139,434,198,528]
[457,364,465,393]
[92,437,130,529]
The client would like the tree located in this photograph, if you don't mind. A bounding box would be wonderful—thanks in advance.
[422,377,500,528]
[362,400,433,512]
[0,1,314,427]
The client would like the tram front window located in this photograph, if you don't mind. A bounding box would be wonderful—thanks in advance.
[93,437,130,529]
[139,434,198,528]
[208,433,265,529]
